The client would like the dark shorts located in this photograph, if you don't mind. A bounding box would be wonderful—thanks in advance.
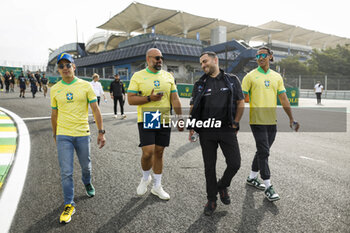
[137,123,171,147]
[20,83,26,90]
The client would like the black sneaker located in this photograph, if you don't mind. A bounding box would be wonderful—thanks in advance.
[264,185,280,202]
[204,200,217,216]
[85,183,95,197]
[218,187,231,205]
[246,176,266,190]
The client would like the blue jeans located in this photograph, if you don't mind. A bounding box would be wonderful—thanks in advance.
[56,135,91,206]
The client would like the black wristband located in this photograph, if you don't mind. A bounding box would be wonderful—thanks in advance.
[147,96,151,102]
[98,129,105,134]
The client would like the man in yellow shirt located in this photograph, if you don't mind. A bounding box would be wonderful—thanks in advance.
[127,48,183,200]
[51,53,106,223]
[242,47,299,201]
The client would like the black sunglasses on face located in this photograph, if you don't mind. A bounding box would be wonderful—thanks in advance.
[58,63,72,69]
[149,56,164,61]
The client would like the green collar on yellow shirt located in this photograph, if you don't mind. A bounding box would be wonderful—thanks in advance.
[257,66,270,74]
[61,77,78,85]
[146,67,160,74]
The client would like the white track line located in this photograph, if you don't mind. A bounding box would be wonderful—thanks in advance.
[0,107,31,233]
[299,156,325,163]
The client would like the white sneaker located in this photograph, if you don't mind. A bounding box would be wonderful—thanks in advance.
[136,176,152,196]
[114,115,118,119]
[121,114,126,119]
[151,185,170,200]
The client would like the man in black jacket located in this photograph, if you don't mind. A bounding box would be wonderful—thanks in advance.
[110,74,126,119]
[35,71,42,92]
[189,51,245,216]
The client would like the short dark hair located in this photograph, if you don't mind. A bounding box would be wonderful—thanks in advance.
[258,46,273,55]
[258,46,274,62]
[200,51,217,58]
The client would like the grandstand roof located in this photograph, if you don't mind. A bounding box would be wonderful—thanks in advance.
[75,40,203,67]
[97,2,349,49]
[255,21,350,49]
[97,2,277,42]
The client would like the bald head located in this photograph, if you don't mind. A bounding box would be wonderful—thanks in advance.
[146,48,163,72]
[146,48,161,57]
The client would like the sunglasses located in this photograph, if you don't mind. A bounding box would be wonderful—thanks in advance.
[149,56,164,61]
[256,53,269,59]
[58,63,73,69]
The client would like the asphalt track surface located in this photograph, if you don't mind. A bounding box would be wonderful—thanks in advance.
[1,90,349,233]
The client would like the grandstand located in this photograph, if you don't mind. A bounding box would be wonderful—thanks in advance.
[46,2,350,81]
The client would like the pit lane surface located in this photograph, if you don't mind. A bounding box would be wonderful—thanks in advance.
[0,91,349,233]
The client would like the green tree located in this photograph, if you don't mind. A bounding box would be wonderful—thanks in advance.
[276,55,309,76]
[308,44,350,75]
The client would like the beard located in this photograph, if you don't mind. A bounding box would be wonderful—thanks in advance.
[153,63,162,71]
[204,66,215,76]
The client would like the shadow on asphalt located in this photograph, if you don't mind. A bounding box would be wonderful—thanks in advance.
[185,211,228,233]
[96,195,163,232]
[237,186,279,233]
[171,142,200,158]
[110,118,136,126]
[23,195,90,233]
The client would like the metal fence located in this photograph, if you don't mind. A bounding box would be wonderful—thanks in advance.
[76,67,114,79]
[284,74,350,91]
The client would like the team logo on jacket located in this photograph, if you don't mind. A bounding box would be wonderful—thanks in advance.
[264,80,270,87]
[66,92,73,101]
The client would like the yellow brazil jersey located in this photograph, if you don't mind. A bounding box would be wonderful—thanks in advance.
[127,68,177,123]
[242,66,286,125]
[50,77,97,136]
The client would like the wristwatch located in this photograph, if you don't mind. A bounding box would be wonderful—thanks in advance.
[98,129,106,134]
[147,95,151,102]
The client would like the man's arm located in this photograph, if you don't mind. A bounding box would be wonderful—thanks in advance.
[232,76,245,129]
[171,91,184,131]
[188,82,199,140]
[278,92,299,131]
[234,99,245,123]
[90,102,106,148]
[121,83,126,101]
[51,109,58,143]
[122,83,125,95]
[99,83,106,99]
[127,89,162,105]
[110,82,113,99]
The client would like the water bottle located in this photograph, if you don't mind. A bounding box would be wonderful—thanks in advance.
[191,132,199,142]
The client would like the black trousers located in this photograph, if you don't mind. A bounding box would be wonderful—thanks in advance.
[250,125,277,180]
[316,93,322,104]
[31,85,37,95]
[199,130,241,201]
[5,81,10,92]
[97,96,101,106]
[113,96,124,115]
